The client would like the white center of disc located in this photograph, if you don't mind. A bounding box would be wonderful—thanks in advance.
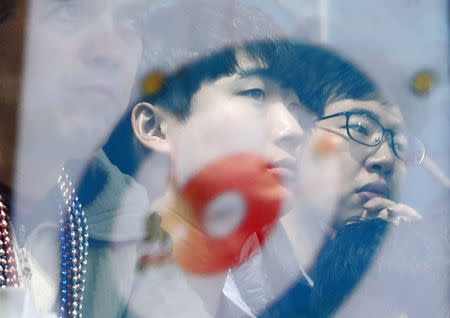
[203,191,246,238]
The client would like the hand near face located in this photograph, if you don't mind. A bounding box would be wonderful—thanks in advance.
[361,197,422,225]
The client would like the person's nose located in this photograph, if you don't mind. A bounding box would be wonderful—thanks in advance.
[79,14,125,72]
[364,138,396,177]
[270,101,304,155]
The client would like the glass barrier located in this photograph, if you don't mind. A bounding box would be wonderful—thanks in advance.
[0,1,448,317]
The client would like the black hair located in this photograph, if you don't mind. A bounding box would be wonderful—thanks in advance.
[307,219,390,317]
[259,219,390,318]
[288,43,386,117]
[103,39,299,177]
[141,40,298,119]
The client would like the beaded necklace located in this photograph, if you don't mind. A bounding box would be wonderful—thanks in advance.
[0,192,19,288]
[57,168,89,318]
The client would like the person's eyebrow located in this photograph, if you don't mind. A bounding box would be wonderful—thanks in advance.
[346,107,403,131]
[347,108,380,121]
[237,68,268,79]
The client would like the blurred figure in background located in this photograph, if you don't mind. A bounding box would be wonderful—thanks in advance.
[6,0,148,316]
[15,0,147,228]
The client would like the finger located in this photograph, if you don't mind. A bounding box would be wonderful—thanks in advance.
[375,208,402,225]
[363,197,395,211]
[391,215,408,225]
[376,208,390,220]
[360,209,368,219]
[388,204,422,221]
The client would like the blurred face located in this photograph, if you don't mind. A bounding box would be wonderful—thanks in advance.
[169,63,305,193]
[21,0,145,157]
[300,99,407,229]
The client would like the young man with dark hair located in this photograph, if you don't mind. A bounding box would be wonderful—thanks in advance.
[126,39,306,317]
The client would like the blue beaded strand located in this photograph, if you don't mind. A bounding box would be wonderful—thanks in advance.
[58,168,89,318]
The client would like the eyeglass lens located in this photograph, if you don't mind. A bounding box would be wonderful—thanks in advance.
[346,113,382,146]
[346,113,425,164]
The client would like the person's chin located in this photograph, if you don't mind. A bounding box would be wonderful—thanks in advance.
[335,205,366,229]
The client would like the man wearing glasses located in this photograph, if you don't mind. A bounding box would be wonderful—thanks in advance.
[310,98,424,230]
[296,97,427,317]
[261,44,427,317]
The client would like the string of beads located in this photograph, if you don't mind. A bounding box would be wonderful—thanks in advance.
[58,168,89,318]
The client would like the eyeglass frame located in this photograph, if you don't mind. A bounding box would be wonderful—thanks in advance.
[317,110,425,164]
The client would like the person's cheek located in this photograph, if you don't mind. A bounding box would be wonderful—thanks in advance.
[297,131,345,221]
[313,131,344,156]
[390,162,407,200]
[171,101,269,188]
[312,131,355,184]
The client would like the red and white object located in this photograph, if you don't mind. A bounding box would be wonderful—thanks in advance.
[164,154,284,274]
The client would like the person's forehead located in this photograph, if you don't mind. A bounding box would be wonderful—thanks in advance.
[325,99,404,129]
[198,49,279,89]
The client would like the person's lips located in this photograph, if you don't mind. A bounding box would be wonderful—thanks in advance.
[356,182,390,201]
[269,157,297,182]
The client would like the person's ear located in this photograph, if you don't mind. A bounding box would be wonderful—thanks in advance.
[131,102,171,153]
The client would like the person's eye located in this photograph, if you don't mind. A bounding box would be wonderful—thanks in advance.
[348,123,369,136]
[237,88,266,101]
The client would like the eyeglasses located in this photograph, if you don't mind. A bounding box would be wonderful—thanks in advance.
[318,111,425,165]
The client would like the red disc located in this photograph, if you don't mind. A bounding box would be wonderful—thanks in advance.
[168,154,283,274]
